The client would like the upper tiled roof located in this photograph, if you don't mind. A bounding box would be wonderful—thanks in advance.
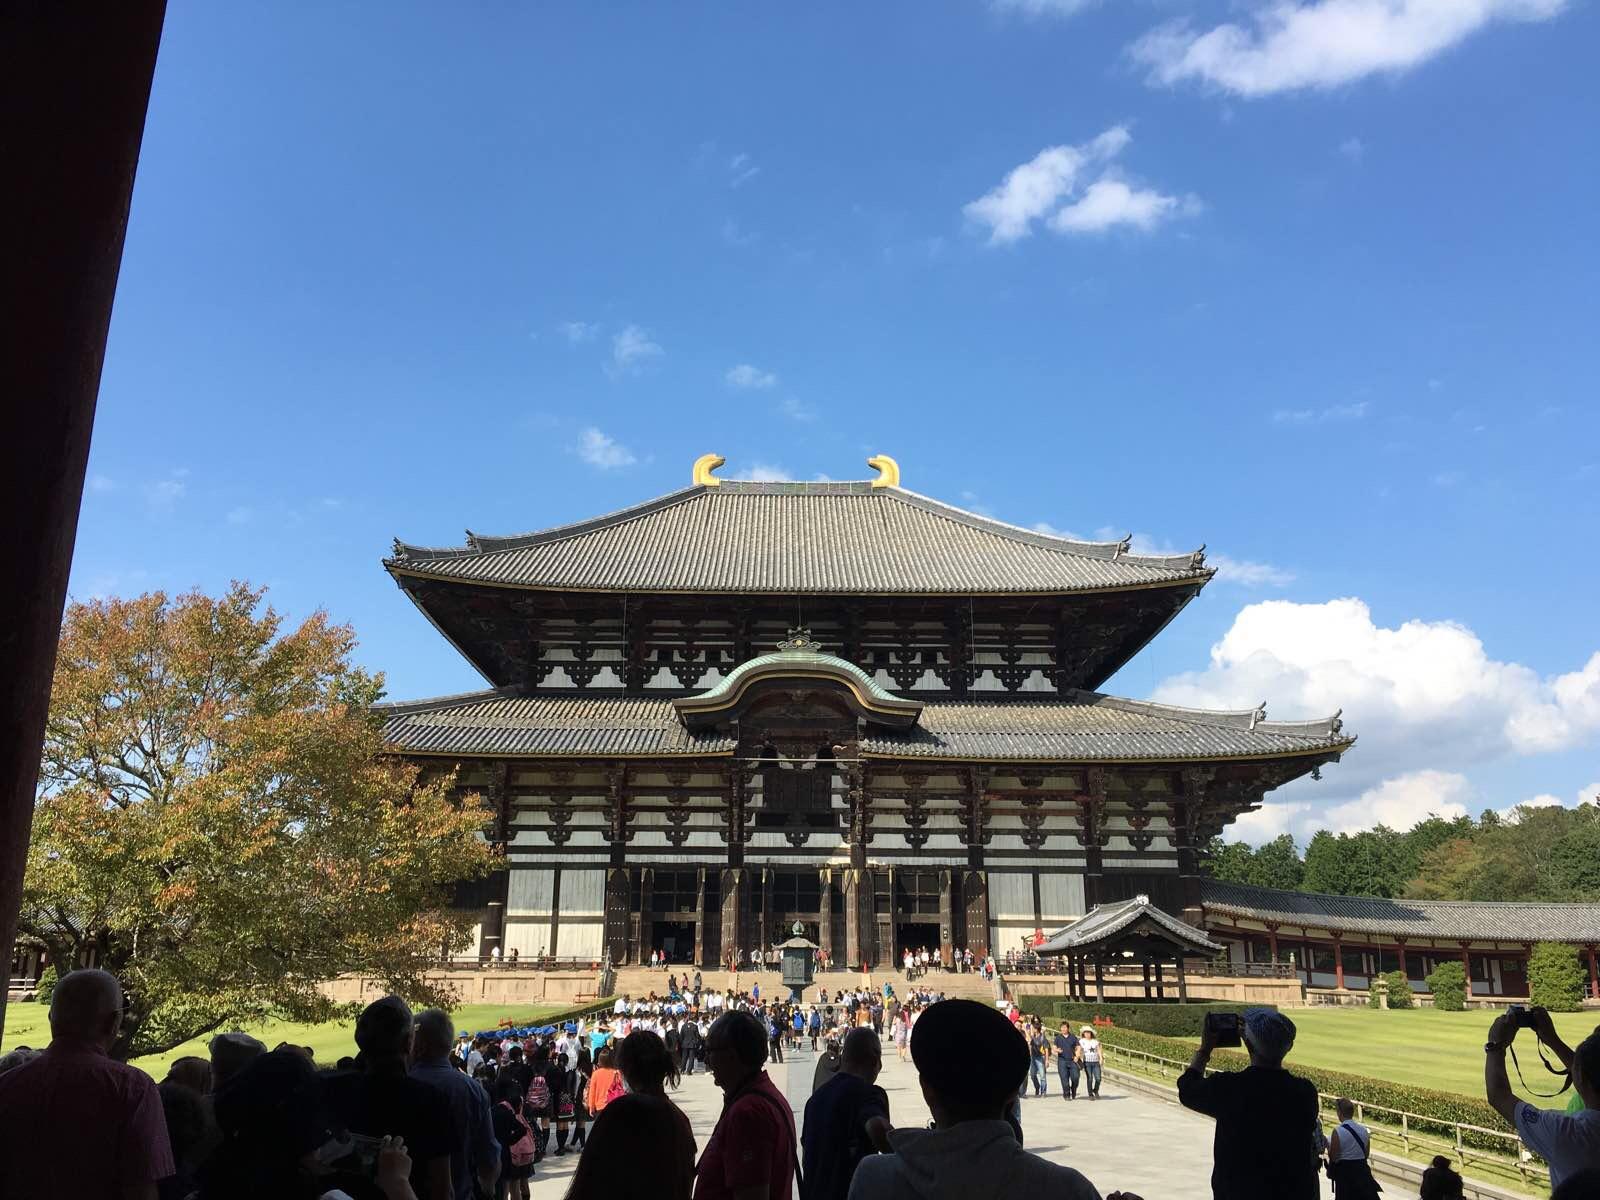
[1201,880,1600,943]
[379,689,1350,763]
[1039,896,1223,954]
[386,481,1212,595]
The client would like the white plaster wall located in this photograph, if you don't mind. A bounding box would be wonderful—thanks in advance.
[508,868,556,918]
[560,869,605,918]
[1038,873,1086,922]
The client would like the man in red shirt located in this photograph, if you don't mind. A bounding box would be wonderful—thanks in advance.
[696,1009,798,1200]
[0,967,175,1198]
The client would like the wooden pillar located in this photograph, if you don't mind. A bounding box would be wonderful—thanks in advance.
[1397,942,1408,979]
[719,868,743,968]
[1142,960,1152,1000]
[1094,955,1105,1003]
[1176,955,1189,1002]
[693,869,707,967]
[963,870,990,960]
[1334,935,1345,990]
[1155,959,1165,1001]
[818,869,834,967]
[845,870,863,970]
[637,867,655,966]
[0,0,168,1044]
[939,870,955,968]
[1267,925,1280,965]
[1587,946,1599,1000]
[604,867,630,965]
[1461,944,1473,995]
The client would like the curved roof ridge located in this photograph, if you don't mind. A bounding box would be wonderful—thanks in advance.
[372,685,518,717]
[390,485,708,561]
[1083,692,1346,739]
[885,486,1207,570]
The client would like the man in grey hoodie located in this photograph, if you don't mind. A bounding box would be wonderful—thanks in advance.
[845,1000,1105,1200]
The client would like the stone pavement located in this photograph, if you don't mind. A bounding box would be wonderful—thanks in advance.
[529,1038,1414,1199]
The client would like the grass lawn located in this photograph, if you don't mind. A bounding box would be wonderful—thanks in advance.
[2,1000,586,1080]
[1187,1007,1599,1104]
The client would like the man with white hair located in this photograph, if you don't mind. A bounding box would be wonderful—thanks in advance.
[410,1008,499,1200]
[0,967,175,1197]
[1178,1007,1320,1200]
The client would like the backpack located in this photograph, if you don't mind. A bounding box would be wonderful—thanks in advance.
[500,1101,536,1168]
[603,1073,627,1106]
[527,1073,551,1110]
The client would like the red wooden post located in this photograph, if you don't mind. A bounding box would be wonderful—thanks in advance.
[1334,935,1345,990]
[1267,925,1280,965]
[1461,944,1473,996]
[1587,946,1598,1000]
[1396,942,1408,979]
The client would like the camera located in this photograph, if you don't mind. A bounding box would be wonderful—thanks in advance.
[1506,1004,1539,1029]
[1204,1012,1244,1048]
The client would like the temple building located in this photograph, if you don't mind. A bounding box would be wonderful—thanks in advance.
[378,454,1354,969]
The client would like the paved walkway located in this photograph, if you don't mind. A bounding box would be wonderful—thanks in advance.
[528,1040,1411,1198]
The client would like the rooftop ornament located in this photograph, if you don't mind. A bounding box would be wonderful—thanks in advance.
[692,453,725,487]
[867,454,900,488]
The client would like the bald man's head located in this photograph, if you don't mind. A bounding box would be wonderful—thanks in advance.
[49,969,123,1047]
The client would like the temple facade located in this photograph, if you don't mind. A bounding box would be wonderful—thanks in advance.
[379,454,1354,969]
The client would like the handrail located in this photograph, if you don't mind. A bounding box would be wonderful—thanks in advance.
[1098,1042,1550,1188]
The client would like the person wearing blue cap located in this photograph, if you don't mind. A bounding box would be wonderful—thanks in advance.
[1178,1007,1320,1200]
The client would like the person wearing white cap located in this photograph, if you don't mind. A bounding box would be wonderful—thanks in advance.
[1077,1026,1102,1099]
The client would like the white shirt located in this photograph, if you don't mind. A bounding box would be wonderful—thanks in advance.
[1078,1036,1101,1063]
[1329,1120,1370,1162]
[614,997,627,1014]
[1514,1102,1600,1189]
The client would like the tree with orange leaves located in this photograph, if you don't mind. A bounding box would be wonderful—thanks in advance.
[23,583,494,1059]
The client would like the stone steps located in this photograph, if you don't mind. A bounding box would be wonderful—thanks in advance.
[609,965,998,1005]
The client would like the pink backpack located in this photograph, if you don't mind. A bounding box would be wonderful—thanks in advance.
[499,1101,536,1168]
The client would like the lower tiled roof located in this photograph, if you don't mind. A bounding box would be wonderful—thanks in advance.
[1201,880,1600,943]
[379,689,1351,763]
[1039,896,1222,954]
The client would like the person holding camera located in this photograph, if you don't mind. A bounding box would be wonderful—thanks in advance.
[1177,1008,1320,1200]
[1484,1005,1600,1191]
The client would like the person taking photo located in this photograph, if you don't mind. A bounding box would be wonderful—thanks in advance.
[1483,1006,1600,1191]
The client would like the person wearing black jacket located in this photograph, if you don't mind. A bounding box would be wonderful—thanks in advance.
[1177,1008,1320,1200]
[679,1018,702,1076]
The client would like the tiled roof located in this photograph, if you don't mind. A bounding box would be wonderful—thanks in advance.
[1201,880,1600,943]
[863,695,1351,761]
[386,481,1212,595]
[1039,896,1223,954]
[380,691,734,758]
[379,689,1350,763]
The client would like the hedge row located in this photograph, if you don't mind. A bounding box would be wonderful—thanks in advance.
[1089,1024,1517,1152]
[1014,996,1272,1038]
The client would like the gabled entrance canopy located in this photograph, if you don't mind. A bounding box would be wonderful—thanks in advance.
[672,631,923,732]
[1037,894,1223,1003]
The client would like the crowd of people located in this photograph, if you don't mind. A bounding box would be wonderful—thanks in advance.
[3,966,1599,1200]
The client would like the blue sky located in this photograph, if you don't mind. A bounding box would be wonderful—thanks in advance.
[75,0,1599,842]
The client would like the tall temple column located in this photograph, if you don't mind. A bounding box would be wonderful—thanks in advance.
[604,868,630,965]
[844,870,863,970]
[1334,935,1345,989]
[636,867,655,966]
[1587,945,1599,1000]
[963,872,990,961]
[693,868,707,968]
[818,869,834,967]
[939,870,956,967]
[1081,768,1108,910]
[1175,768,1213,922]
[720,868,743,969]
[960,770,990,960]
[478,763,512,961]
[604,767,633,963]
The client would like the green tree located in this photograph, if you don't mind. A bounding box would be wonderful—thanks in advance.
[1301,830,1350,894]
[1548,822,1600,899]
[1426,961,1467,1010]
[1250,834,1305,891]
[22,585,495,1059]
[1527,942,1586,1012]
[1201,837,1259,884]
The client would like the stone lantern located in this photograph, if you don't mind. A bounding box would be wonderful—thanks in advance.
[775,921,819,1003]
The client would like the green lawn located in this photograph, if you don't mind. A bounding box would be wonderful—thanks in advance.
[1,1001,583,1080]
[1194,1007,1599,1104]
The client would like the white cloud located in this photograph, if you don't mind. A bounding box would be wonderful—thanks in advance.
[1131,0,1568,97]
[728,153,760,189]
[1208,553,1297,587]
[558,321,599,343]
[725,363,778,390]
[226,506,254,525]
[778,397,817,423]
[1032,521,1090,540]
[574,427,637,469]
[721,219,758,249]
[1227,798,1317,843]
[609,325,663,374]
[1322,769,1473,833]
[1154,598,1600,803]
[966,127,1178,245]
[1272,400,1370,424]
[144,470,190,512]
[1049,177,1195,234]
[1339,136,1366,162]
[730,463,793,482]
[990,0,1099,15]
[88,474,117,494]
